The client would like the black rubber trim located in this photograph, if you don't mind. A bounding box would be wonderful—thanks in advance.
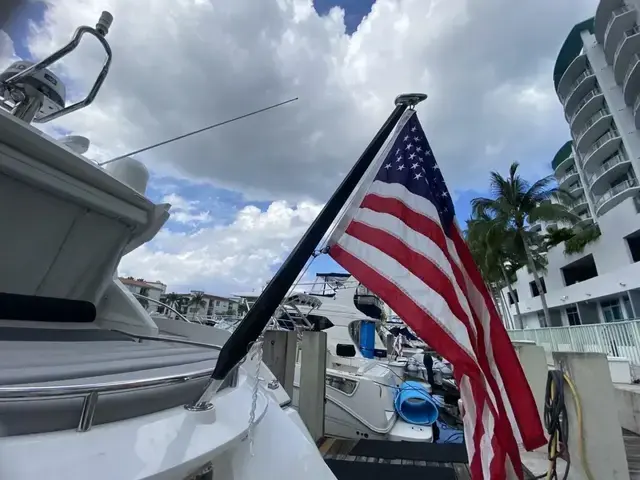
[349,440,468,463]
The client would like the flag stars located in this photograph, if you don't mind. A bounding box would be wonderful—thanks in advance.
[411,126,417,132]
[384,163,392,169]
[414,172,423,180]
[416,146,422,153]
[408,152,416,160]
[405,143,413,150]
[432,164,440,171]
[411,162,419,170]
[440,191,449,198]
[414,136,421,142]
[395,148,401,155]
[418,157,424,163]
[403,135,409,141]
[396,156,403,162]
[397,164,405,171]
[425,150,432,156]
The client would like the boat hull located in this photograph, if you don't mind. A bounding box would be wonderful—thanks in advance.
[0,368,336,480]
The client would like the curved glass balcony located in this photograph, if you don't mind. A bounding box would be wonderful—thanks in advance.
[582,129,622,172]
[595,177,640,215]
[568,88,604,129]
[574,108,613,151]
[614,25,640,84]
[604,5,635,63]
[588,152,632,195]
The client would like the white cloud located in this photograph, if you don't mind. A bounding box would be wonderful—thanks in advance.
[162,193,212,225]
[118,200,323,294]
[3,0,600,292]
[0,30,18,69]
[15,0,599,200]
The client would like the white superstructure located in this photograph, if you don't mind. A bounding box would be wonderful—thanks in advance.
[504,4,640,329]
[0,11,336,480]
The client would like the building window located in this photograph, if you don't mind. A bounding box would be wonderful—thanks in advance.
[537,311,545,327]
[623,295,634,319]
[326,373,357,395]
[215,300,220,306]
[625,230,640,263]
[529,278,547,298]
[561,254,598,286]
[601,299,624,322]
[566,306,581,326]
[508,290,519,305]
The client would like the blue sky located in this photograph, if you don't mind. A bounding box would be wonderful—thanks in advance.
[4,0,554,293]
[3,0,498,231]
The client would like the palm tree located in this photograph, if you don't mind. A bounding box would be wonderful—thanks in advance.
[466,213,546,329]
[543,189,602,255]
[136,296,149,310]
[188,292,207,320]
[164,292,180,317]
[472,162,578,327]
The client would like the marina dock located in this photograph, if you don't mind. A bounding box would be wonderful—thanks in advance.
[317,437,539,480]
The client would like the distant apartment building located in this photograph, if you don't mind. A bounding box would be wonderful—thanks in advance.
[503,7,640,329]
[188,292,239,317]
[160,290,239,319]
[118,277,167,309]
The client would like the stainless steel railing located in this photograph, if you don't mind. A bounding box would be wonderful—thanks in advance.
[0,330,233,432]
[132,293,195,323]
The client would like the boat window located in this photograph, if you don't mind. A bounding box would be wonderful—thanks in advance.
[307,314,334,331]
[326,373,357,395]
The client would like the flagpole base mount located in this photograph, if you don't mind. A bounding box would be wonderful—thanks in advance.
[395,93,428,107]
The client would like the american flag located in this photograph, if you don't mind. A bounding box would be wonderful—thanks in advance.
[328,110,546,479]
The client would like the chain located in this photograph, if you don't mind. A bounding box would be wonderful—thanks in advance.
[247,334,265,456]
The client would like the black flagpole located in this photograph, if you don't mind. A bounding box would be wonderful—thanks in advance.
[187,93,427,411]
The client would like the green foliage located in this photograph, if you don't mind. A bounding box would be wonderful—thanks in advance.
[136,296,149,309]
[469,162,602,328]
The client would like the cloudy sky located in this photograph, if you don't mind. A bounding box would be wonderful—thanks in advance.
[2,0,598,295]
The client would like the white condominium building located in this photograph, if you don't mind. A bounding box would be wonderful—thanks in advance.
[503,4,640,329]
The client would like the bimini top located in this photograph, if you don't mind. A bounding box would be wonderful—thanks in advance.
[284,293,323,309]
[553,17,595,92]
[551,140,573,170]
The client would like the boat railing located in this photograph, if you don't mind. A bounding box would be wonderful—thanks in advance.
[0,331,234,432]
[133,293,196,323]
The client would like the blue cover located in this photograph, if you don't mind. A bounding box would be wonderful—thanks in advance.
[359,320,376,359]
[394,380,439,425]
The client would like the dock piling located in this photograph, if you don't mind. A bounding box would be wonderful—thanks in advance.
[299,331,327,442]
[262,330,297,397]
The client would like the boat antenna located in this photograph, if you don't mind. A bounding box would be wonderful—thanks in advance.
[98,97,298,166]
[185,93,428,412]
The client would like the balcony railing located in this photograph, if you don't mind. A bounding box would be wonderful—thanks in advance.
[563,68,594,106]
[583,129,620,162]
[615,25,640,61]
[595,177,639,209]
[569,89,602,125]
[588,152,629,185]
[558,169,578,184]
[575,108,610,143]
[568,181,583,193]
[606,5,633,40]
[570,194,587,207]
[508,319,640,366]
[625,53,640,86]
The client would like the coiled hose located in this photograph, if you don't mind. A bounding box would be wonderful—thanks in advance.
[538,370,594,480]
